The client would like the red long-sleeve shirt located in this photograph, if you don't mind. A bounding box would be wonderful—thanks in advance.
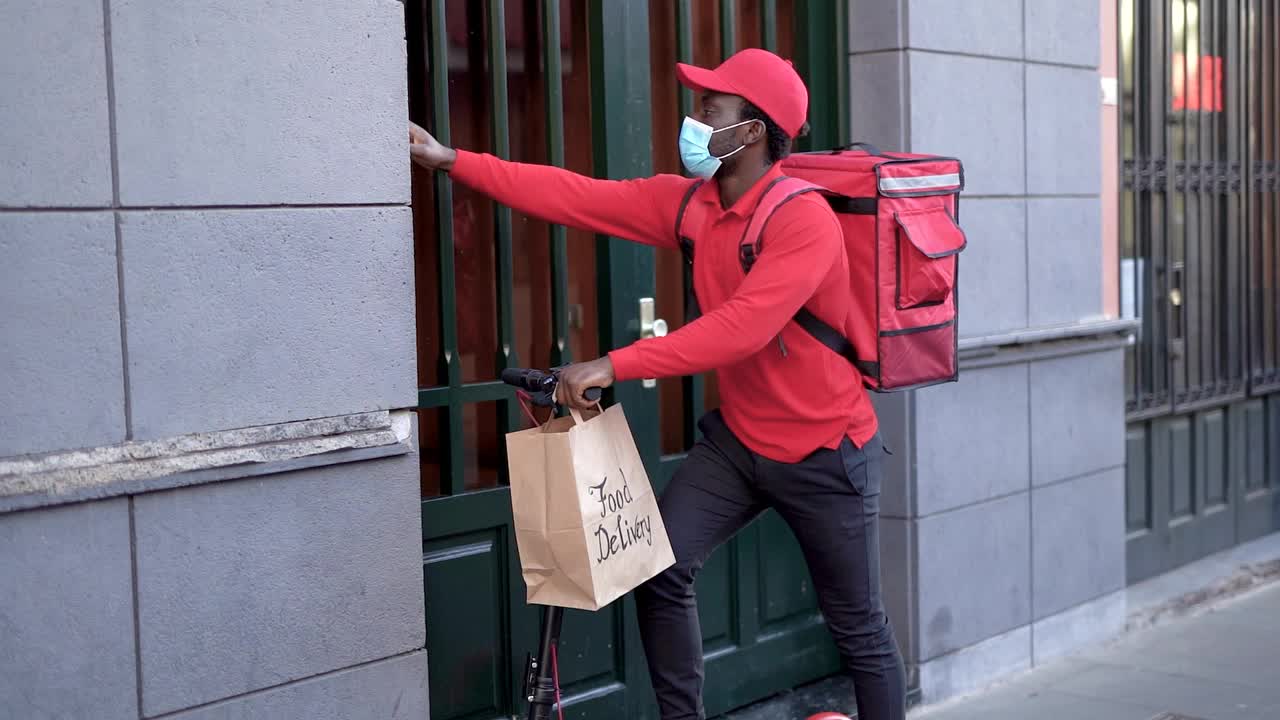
[449,150,878,462]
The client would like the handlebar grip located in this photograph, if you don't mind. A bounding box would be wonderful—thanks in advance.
[584,387,602,403]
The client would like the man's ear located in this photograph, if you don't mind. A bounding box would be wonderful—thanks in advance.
[745,118,767,144]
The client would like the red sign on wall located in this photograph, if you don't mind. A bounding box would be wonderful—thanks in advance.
[1172,53,1224,112]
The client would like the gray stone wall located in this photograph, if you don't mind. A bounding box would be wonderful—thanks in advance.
[850,0,1129,703]
[2,453,426,720]
[1,2,425,718]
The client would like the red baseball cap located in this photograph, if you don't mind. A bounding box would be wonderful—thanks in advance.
[675,48,809,138]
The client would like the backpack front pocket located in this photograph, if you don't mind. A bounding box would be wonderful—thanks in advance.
[894,206,967,309]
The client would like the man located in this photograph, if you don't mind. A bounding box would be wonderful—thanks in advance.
[410,48,905,720]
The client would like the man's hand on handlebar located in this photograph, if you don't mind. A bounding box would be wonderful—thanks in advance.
[555,357,616,410]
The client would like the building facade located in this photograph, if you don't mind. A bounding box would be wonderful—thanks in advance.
[1,2,427,719]
[2,1,1277,719]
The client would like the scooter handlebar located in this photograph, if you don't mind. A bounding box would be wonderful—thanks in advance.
[500,367,602,405]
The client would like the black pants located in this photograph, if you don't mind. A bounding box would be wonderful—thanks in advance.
[635,411,906,720]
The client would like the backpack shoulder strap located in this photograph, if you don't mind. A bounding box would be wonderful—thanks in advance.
[738,176,823,274]
[741,176,881,380]
[674,179,706,265]
[675,179,706,322]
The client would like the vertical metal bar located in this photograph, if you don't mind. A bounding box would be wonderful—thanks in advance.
[1120,0,1136,409]
[1142,0,1151,406]
[1255,0,1263,387]
[1259,0,1269,386]
[1243,0,1254,387]
[1273,0,1280,381]
[761,0,778,52]
[675,0,704,444]
[1264,1,1274,381]
[1259,0,1269,385]
[1271,0,1280,381]
[1227,0,1242,388]
[794,0,841,152]
[427,0,465,496]
[1175,0,1189,405]
[543,0,572,367]
[720,0,737,59]
[1244,0,1254,386]
[588,0,659,450]
[486,0,521,467]
[1126,0,1147,408]
[1254,0,1264,386]
[676,0,695,119]
[836,0,850,147]
[1202,0,1214,393]
[1157,0,1171,406]
[1136,0,1150,407]
[585,8,661,713]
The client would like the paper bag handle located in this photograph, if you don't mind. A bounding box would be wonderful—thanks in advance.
[568,404,603,426]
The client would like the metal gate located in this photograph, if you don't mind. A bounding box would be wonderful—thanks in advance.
[1120,0,1280,583]
[406,2,854,718]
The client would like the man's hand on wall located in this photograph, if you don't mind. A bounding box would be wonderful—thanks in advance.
[409,122,458,171]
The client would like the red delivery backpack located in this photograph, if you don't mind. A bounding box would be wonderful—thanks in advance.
[676,142,967,392]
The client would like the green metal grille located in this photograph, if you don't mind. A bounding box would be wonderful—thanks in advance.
[413,0,850,495]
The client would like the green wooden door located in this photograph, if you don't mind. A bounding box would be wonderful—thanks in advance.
[409,2,851,718]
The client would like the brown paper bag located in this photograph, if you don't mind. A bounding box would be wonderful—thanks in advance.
[505,403,675,611]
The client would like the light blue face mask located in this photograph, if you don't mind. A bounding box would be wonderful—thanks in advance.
[679,116,759,179]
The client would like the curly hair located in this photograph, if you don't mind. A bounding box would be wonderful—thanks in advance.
[739,100,807,163]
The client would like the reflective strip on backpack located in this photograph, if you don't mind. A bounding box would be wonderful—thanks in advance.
[878,173,962,193]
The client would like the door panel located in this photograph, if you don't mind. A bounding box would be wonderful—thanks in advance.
[422,490,534,720]
[423,527,512,718]
[1236,394,1280,542]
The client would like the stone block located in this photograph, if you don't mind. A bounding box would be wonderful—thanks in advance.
[120,207,415,440]
[165,651,428,720]
[910,53,1025,195]
[0,2,112,206]
[0,212,125,457]
[134,452,424,715]
[1032,469,1126,618]
[870,392,913,518]
[1026,0,1101,67]
[849,51,908,151]
[955,199,1028,337]
[1027,197,1103,326]
[1029,349,1125,485]
[908,0,1024,59]
[0,499,136,720]
[917,493,1032,659]
[1026,65,1101,195]
[110,0,409,205]
[849,0,904,53]
[918,625,1031,704]
[1032,589,1125,665]
[915,363,1030,517]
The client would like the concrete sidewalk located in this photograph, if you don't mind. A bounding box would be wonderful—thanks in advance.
[910,581,1280,720]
